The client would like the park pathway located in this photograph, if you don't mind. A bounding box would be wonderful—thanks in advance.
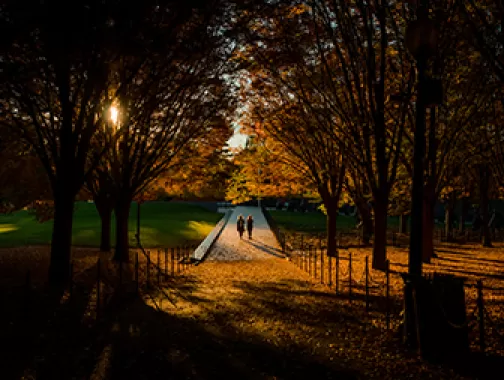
[205,206,285,261]
[86,207,465,380]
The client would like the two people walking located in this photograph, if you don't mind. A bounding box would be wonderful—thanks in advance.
[237,214,253,239]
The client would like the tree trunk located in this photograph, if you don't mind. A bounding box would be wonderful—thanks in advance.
[96,201,113,252]
[326,198,338,257]
[399,214,409,234]
[48,187,75,286]
[422,198,435,263]
[113,196,132,262]
[372,200,388,270]
[480,165,492,247]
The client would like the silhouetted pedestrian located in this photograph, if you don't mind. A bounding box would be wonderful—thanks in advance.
[237,214,245,239]
[246,215,254,239]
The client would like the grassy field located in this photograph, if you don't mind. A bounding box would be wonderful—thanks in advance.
[269,210,399,233]
[0,201,223,248]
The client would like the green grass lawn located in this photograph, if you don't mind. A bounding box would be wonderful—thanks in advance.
[269,210,399,234]
[0,201,223,248]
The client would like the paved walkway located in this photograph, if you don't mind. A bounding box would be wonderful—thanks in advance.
[206,206,284,261]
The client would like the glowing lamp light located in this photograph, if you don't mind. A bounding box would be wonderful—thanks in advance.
[110,106,119,125]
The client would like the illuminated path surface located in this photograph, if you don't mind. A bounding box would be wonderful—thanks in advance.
[205,206,285,261]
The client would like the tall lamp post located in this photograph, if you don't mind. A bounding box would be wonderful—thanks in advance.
[404,1,439,346]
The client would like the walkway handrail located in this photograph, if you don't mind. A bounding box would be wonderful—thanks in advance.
[192,210,232,263]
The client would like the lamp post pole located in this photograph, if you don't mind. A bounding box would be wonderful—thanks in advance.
[409,52,427,277]
[404,0,440,348]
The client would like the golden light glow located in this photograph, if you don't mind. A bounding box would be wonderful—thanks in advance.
[110,106,119,125]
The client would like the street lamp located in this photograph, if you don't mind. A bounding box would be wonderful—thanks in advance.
[404,1,439,348]
[405,3,438,277]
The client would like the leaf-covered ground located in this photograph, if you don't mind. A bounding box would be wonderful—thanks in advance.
[1,205,503,379]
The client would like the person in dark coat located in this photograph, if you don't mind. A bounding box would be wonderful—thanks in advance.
[237,214,245,239]
[246,215,254,239]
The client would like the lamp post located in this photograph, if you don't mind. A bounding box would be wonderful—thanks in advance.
[404,1,439,347]
[405,2,438,277]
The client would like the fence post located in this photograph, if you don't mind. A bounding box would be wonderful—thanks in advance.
[386,260,390,330]
[365,256,369,312]
[314,246,317,279]
[477,279,485,352]
[164,248,168,278]
[147,251,151,287]
[308,246,312,276]
[157,250,161,285]
[349,252,352,300]
[171,247,175,275]
[177,246,181,273]
[321,246,324,284]
[135,252,139,294]
[96,258,101,316]
[328,254,333,288]
[69,261,74,302]
[119,260,123,294]
[335,250,339,294]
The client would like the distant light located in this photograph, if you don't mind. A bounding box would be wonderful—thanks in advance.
[110,106,119,125]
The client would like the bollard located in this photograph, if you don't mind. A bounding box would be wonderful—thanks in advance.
[385,260,390,330]
[365,256,369,312]
[96,258,101,316]
[477,279,485,352]
[349,252,352,300]
[135,252,139,294]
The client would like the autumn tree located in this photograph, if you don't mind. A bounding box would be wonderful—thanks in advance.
[1,0,212,285]
[236,1,413,268]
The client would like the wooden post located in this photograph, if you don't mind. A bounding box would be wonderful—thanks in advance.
[314,246,317,279]
[477,279,485,352]
[365,256,369,312]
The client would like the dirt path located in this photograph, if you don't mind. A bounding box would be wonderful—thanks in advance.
[85,207,473,380]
